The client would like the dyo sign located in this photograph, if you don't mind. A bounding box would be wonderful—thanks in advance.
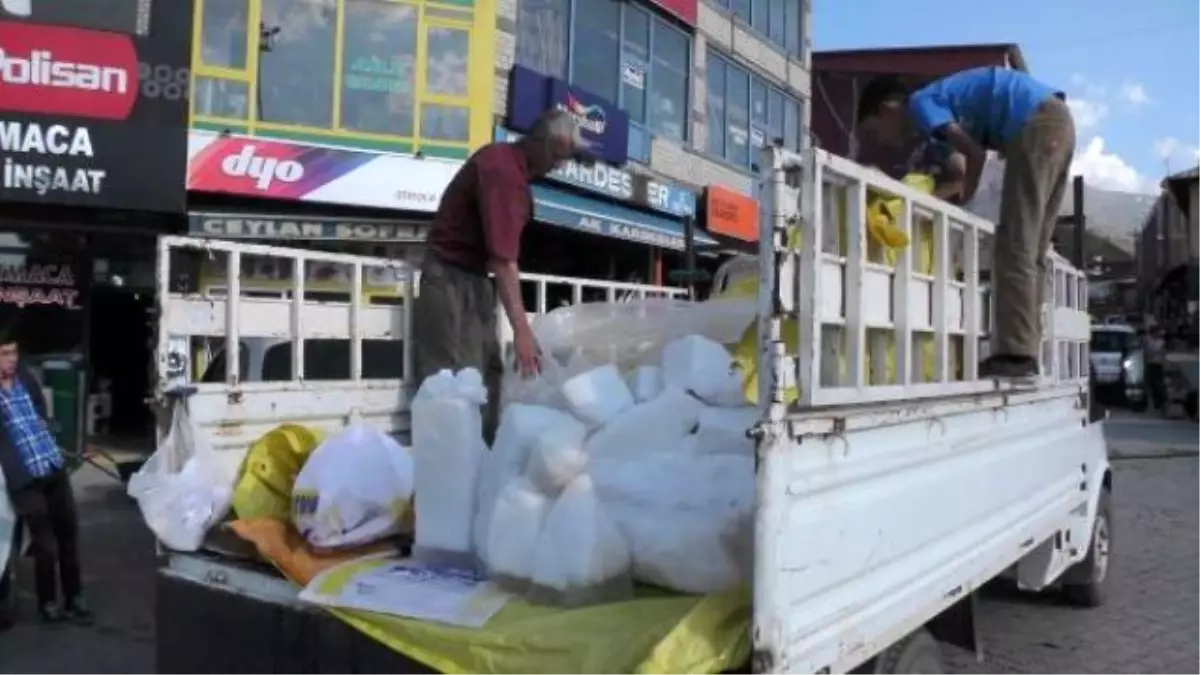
[220,145,304,191]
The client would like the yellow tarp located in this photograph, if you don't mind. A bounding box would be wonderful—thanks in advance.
[231,425,752,674]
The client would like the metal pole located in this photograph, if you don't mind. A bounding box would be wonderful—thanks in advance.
[683,215,696,299]
[1071,175,1086,269]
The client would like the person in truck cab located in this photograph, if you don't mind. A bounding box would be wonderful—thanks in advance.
[414,109,590,443]
[0,328,92,628]
[856,67,1075,380]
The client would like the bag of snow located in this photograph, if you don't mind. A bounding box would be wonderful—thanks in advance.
[528,474,632,606]
[412,368,488,569]
[661,335,738,403]
[584,387,702,462]
[484,477,551,594]
[526,414,589,494]
[692,406,758,457]
[590,452,755,594]
[627,365,664,403]
[473,404,568,562]
[561,364,635,427]
[291,424,414,549]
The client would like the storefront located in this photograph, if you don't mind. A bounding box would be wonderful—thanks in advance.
[501,65,715,288]
[0,1,192,458]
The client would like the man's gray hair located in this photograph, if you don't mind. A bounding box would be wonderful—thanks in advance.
[525,108,583,149]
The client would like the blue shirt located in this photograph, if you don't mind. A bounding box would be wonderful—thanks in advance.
[0,380,62,478]
[908,67,1062,150]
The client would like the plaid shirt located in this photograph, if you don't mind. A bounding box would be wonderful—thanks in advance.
[0,380,62,478]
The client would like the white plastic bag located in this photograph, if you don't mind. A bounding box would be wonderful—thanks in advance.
[561,364,635,428]
[484,477,551,593]
[0,466,15,583]
[526,414,589,494]
[528,474,632,606]
[128,404,234,552]
[661,335,738,403]
[412,368,489,568]
[291,424,414,549]
[628,365,664,403]
[583,387,702,462]
[692,406,758,456]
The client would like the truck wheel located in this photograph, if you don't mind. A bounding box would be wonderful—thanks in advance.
[861,629,943,673]
[1061,487,1112,607]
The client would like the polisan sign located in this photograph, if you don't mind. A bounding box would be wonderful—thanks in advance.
[0,22,138,120]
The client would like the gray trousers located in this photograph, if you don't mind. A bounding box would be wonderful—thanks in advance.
[993,97,1077,359]
[411,255,504,445]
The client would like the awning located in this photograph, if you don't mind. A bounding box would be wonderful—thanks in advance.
[532,185,718,252]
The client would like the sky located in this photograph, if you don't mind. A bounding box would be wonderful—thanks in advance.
[813,0,1200,194]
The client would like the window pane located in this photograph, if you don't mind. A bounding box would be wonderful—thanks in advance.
[749,78,766,148]
[340,0,417,136]
[621,8,650,124]
[726,65,750,165]
[767,88,784,146]
[784,0,801,57]
[571,0,620,103]
[784,98,800,150]
[193,76,250,119]
[426,26,469,97]
[258,0,336,128]
[201,0,249,69]
[705,55,725,157]
[767,0,786,46]
[516,0,569,79]
[421,104,469,141]
[649,21,688,142]
[731,0,751,23]
[751,0,768,34]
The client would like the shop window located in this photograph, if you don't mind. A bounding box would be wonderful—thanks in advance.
[515,0,692,158]
[710,0,803,58]
[707,51,804,168]
[191,0,479,153]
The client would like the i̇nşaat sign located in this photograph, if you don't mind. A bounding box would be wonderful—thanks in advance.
[507,65,630,166]
[0,3,191,213]
[0,262,80,310]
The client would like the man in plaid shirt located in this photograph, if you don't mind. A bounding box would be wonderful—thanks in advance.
[0,329,91,628]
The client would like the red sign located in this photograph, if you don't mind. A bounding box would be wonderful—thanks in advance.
[645,0,697,26]
[0,21,139,121]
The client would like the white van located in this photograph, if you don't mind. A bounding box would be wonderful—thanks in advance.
[1090,324,1146,410]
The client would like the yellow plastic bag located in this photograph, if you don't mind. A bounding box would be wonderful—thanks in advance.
[231,423,326,521]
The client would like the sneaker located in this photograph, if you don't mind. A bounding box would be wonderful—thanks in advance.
[63,597,94,626]
[39,603,65,624]
[980,355,1039,380]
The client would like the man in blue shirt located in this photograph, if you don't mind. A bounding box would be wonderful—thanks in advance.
[857,67,1076,379]
[0,330,91,627]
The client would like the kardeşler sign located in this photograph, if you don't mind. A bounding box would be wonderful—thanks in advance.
[187,131,462,213]
[495,127,696,218]
[0,7,191,212]
[507,65,630,166]
[191,213,427,242]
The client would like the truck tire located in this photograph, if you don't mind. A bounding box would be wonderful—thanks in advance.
[1061,487,1112,607]
[857,629,943,674]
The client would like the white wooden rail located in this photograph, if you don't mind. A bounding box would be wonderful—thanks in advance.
[758,147,1091,408]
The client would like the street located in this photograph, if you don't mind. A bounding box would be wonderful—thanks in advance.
[0,412,1196,674]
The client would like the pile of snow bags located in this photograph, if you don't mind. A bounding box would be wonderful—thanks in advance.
[411,322,758,606]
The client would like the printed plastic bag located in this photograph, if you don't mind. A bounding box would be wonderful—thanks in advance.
[291,424,414,549]
[128,404,234,552]
[528,474,632,607]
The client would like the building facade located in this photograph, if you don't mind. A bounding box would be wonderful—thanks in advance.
[1136,167,1199,331]
[0,0,194,457]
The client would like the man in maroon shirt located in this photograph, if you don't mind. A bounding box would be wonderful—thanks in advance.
[414,109,588,442]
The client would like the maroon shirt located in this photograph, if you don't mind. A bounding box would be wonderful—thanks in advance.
[426,142,533,274]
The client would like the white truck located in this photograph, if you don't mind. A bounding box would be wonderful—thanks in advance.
[148,146,1109,674]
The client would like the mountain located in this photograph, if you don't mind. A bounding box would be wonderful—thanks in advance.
[965,156,1155,256]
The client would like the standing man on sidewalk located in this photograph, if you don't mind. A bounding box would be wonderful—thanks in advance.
[0,328,91,625]
[857,67,1076,379]
[413,109,589,443]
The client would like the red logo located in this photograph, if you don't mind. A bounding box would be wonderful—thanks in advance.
[0,21,138,121]
[645,0,697,26]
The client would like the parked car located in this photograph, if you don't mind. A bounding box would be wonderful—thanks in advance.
[1090,324,1146,411]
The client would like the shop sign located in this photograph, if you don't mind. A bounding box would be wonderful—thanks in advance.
[507,65,630,166]
[704,184,759,242]
[187,131,462,213]
[0,7,191,213]
[495,127,697,218]
[0,262,79,309]
[644,0,698,26]
[536,202,688,251]
[191,213,426,242]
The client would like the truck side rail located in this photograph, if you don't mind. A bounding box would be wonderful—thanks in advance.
[757,146,1090,409]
